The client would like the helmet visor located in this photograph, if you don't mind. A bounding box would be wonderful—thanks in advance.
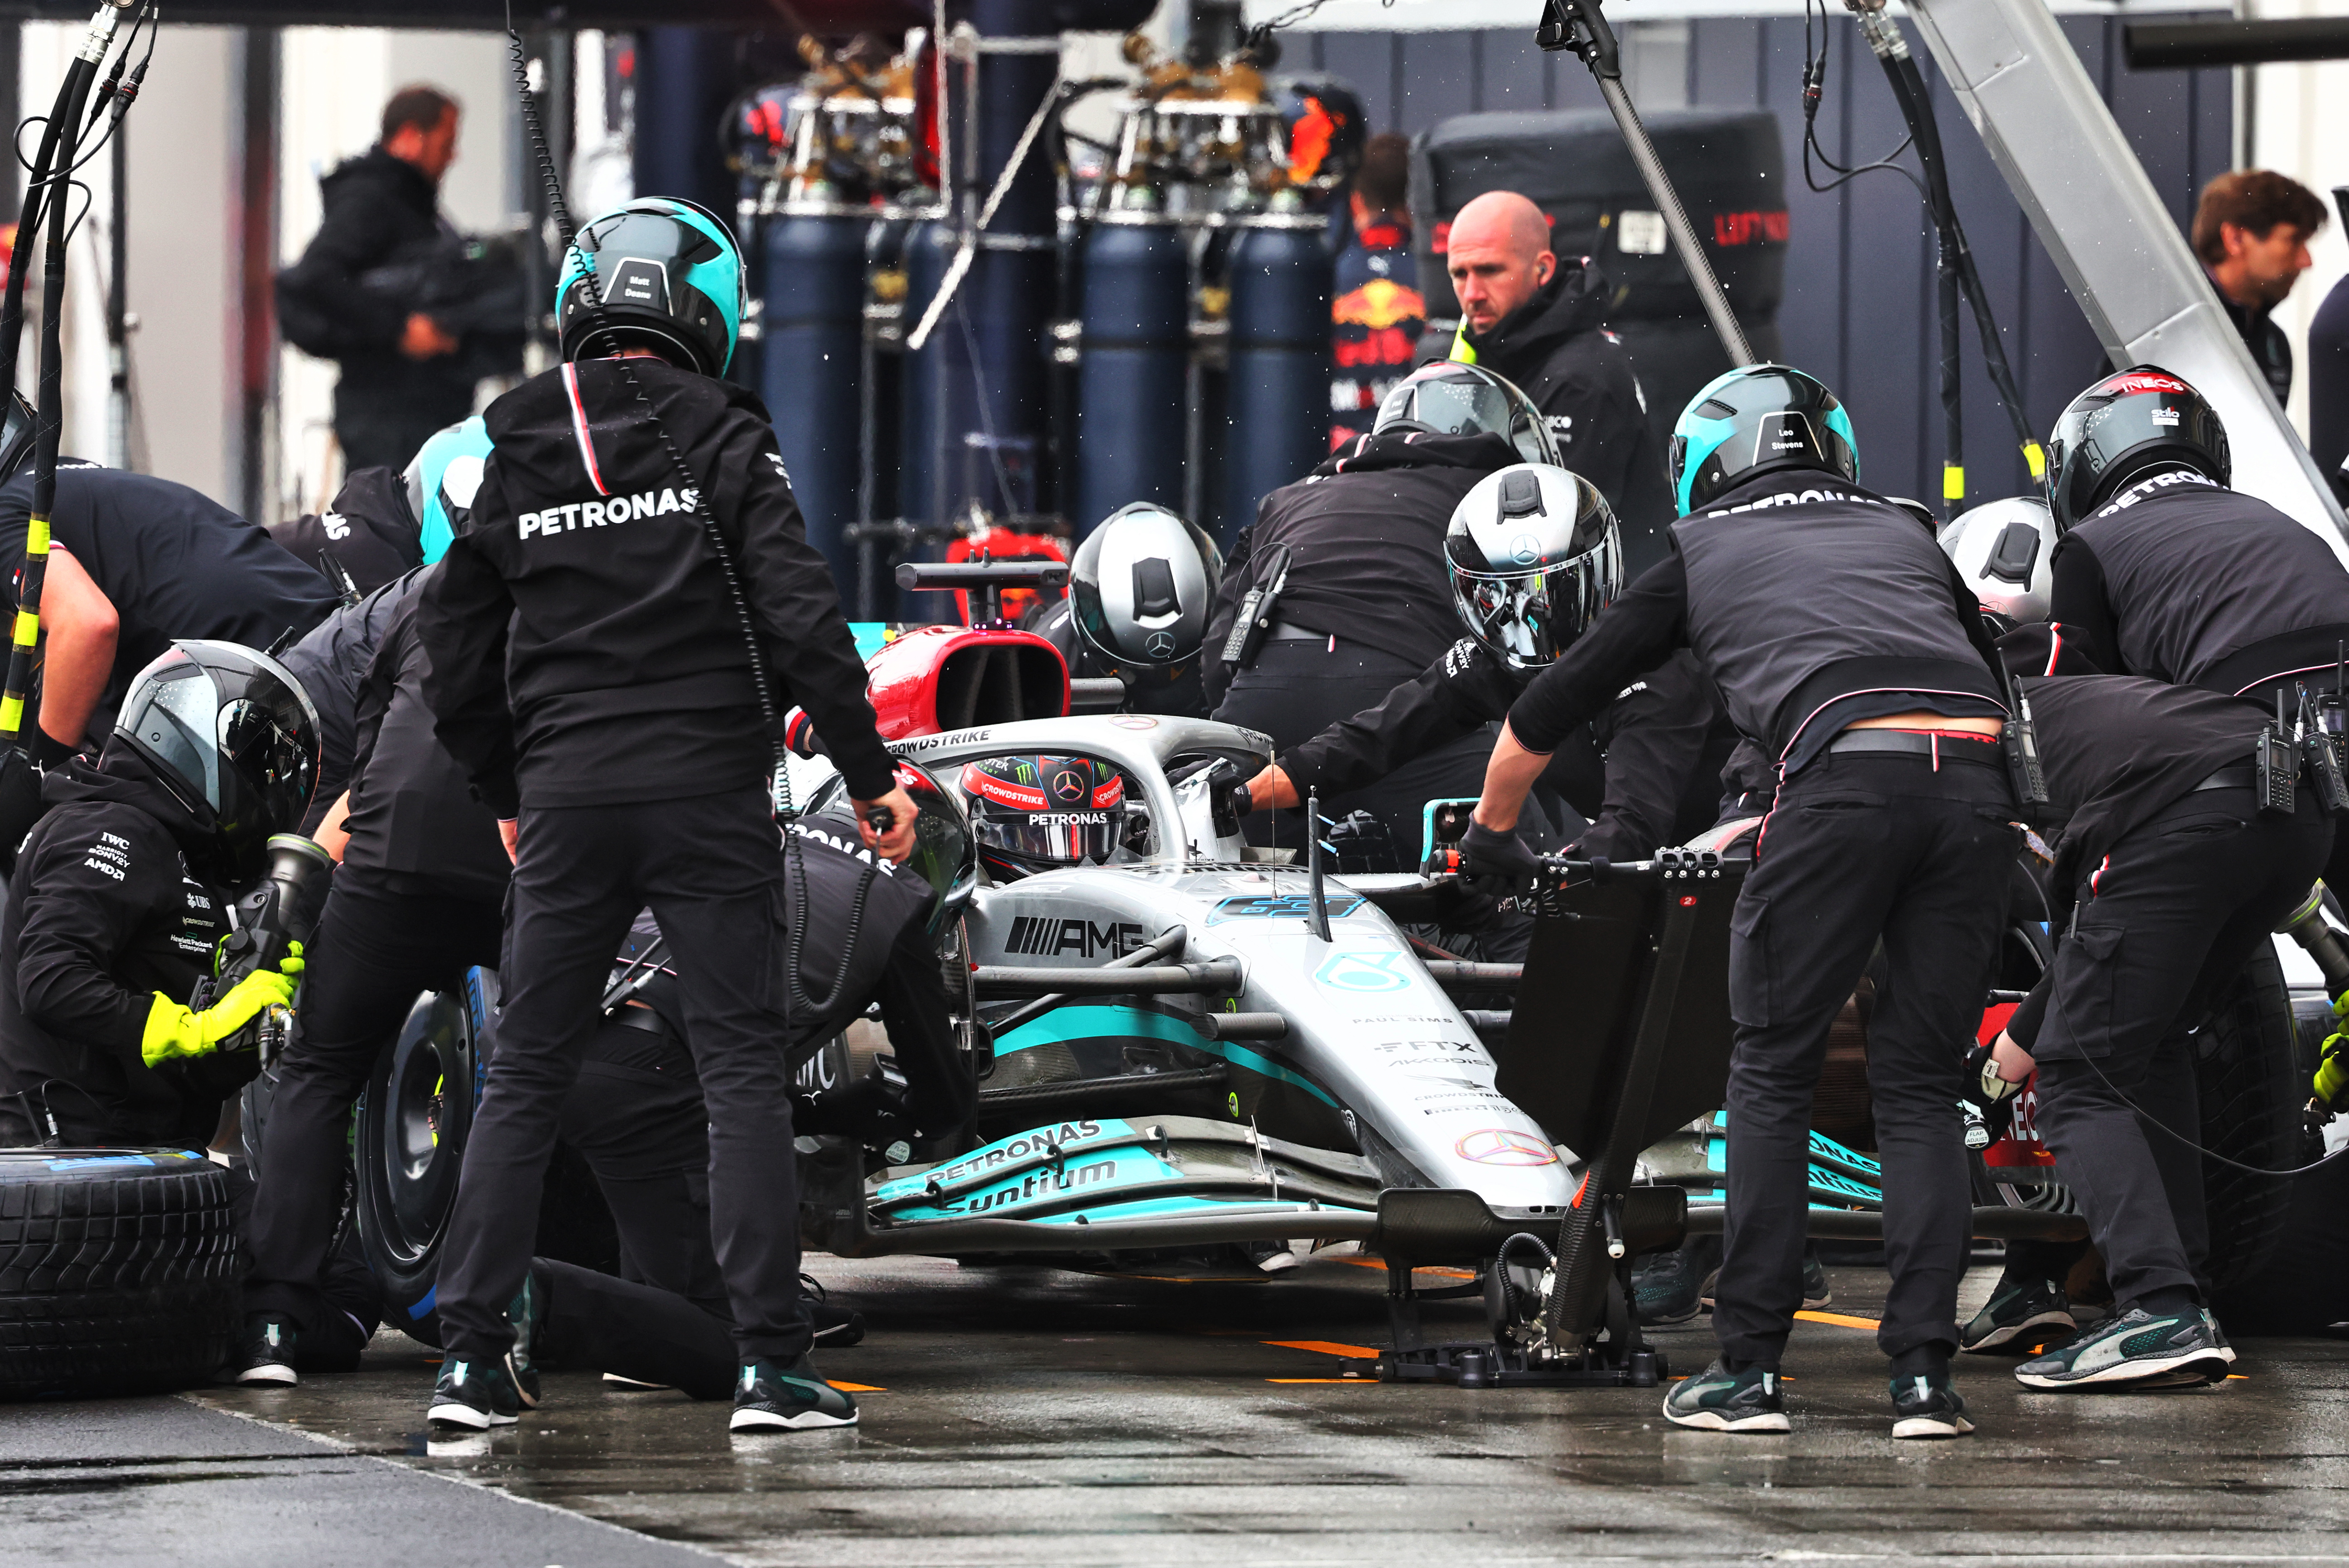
[1451,550,1616,667]
[219,692,317,840]
[122,662,222,812]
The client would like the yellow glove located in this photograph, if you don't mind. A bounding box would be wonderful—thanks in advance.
[142,950,303,1069]
[2316,1031,2349,1114]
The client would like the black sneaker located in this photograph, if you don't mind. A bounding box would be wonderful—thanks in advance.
[1961,1275,2076,1354]
[1800,1245,1832,1311]
[801,1274,866,1348]
[1696,1244,1830,1312]
[233,1314,299,1387]
[506,1272,544,1407]
[427,1352,535,1431]
[1890,1370,1976,1438]
[1632,1236,1718,1326]
[2014,1305,2235,1390]
[1661,1360,1789,1433]
[730,1354,860,1433]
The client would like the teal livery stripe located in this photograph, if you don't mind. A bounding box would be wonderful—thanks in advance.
[1027,1194,1371,1225]
[992,1005,1339,1107]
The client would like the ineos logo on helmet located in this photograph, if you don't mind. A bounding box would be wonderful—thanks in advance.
[2044,362,2230,532]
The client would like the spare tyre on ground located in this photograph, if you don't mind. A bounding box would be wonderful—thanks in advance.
[0,1147,239,1398]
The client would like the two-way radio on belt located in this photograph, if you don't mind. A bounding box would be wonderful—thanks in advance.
[0,0,153,750]
[502,12,883,1022]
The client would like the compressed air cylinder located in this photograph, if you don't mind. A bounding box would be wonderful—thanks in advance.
[762,208,868,596]
[1222,214,1334,545]
[1074,214,1189,535]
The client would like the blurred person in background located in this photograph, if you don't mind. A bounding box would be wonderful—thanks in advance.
[276,86,478,475]
[2193,169,2326,408]
[1330,132,1425,451]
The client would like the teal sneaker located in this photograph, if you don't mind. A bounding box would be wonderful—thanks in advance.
[730,1354,860,1432]
[1662,1360,1789,1433]
[1961,1274,2076,1354]
[2015,1306,2234,1390]
[428,1353,534,1431]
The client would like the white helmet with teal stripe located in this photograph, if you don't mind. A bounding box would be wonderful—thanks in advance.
[402,416,491,562]
[1668,364,1859,516]
[556,197,746,377]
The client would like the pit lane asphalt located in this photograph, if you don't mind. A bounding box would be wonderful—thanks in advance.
[13,1254,2348,1567]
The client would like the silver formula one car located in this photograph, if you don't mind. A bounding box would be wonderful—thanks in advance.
[792,713,1575,1263]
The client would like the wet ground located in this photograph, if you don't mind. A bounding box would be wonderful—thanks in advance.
[10,1254,2348,1566]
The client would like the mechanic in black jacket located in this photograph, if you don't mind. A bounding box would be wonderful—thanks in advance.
[1970,623,2327,1389]
[1463,365,2014,1440]
[0,465,338,766]
[415,198,913,1437]
[1205,363,1546,851]
[275,568,425,837]
[274,87,473,472]
[2042,366,2349,897]
[0,643,315,1148]
[1239,463,1732,866]
[1443,190,1674,567]
[267,469,419,598]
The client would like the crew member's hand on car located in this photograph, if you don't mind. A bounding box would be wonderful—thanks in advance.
[400,312,459,360]
[1239,764,1296,812]
[140,945,304,1068]
[1456,820,1540,894]
[855,784,919,864]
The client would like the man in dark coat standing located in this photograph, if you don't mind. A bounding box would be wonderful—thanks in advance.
[275,86,471,473]
[1444,190,1674,569]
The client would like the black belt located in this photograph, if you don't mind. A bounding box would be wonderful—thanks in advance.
[1825,729,2004,764]
[2191,766,2278,794]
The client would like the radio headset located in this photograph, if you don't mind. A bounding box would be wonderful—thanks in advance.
[502,14,875,1019]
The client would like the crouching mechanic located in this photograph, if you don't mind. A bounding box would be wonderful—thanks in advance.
[266,416,491,597]
[1464,365,2017,1439]
[1971,624,2328,1389]
[417,197,916,1436]
[0,646,379,1367]
[1237,463,1732,883]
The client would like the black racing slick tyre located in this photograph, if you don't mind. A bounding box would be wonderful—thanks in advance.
[0,1148,240,1398]
[2193,942,2303,1293]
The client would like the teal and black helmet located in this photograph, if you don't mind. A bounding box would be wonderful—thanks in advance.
[402,416,492,562]
[1668,364,1859,516]
[556,197,746,376]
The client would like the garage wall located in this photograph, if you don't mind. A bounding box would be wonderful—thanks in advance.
[1296,16,2235,505]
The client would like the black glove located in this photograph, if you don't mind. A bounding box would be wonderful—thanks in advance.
[1960,1040,2024,1142]
[1457,820,1540,895]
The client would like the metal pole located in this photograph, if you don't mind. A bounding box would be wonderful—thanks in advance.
[1539,0,1756,368]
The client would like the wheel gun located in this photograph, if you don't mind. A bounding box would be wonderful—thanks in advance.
[191,835,335,1066]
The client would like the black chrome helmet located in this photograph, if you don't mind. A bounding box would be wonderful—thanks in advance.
[114,641,321,884]
[1669,363,1859,516]
[1374,362,1559,466]
[0,391,34,487]
[1071,503,1224,680]
[960,754,1127,880]
[1445,464,1622,669]
[557,197,747,376]
[1939,496,2058,623]
[2045,365,2230,531]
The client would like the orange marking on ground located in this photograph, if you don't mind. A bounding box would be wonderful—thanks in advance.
[1794,1310,1880,1330]
[1264,1338,1383,1359]
[1265,1377,1366,1384]
[1341,1258,1475,1279]
[827,1380,885,1393]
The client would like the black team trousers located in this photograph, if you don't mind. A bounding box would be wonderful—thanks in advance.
[2026,786,2331,1311]
[1715,749,2014,1367]
[433,786,810,1366]
[245,866,506,1331]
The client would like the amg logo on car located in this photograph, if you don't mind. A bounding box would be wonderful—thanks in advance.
[1004,916,1143,957]
[953,1160,1119,1213]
